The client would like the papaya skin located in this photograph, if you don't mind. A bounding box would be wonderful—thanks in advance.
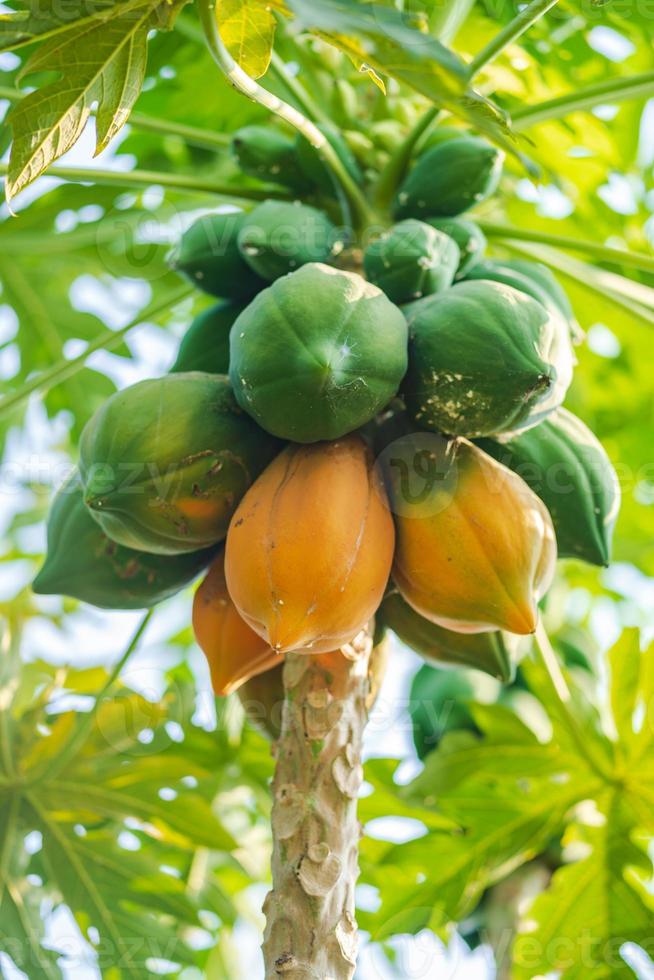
[387,437,556,635]
[224,435,395,654]
[193,552,281,696]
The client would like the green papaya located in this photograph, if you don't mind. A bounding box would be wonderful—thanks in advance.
[393,136,504,220]
[409,665,480,758]
[403,279,574,437]
[170,302,243,375]
[464,258,583,343]
[230,125,309,190]
[426,218,486,278]
[237,663,284,740]
[79,373,281,555]
[369,120,406,153]
[295,122,363,193]
[380,593,515,681]
[363,220,460,304]
[230,263,408,442]
[418,125,465,153]
[477,408,620,566]
[237,200,343,281]
[33,473,215,609]
[169,212,265,300]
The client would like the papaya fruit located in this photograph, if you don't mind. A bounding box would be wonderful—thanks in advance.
[379,592,515,681]
[170,301,242,375]
[403,279,574,437]
[79,373,281,555]
[410,665,481,758]
[385,435,556,634]
[231,125,310,190]
[426,217,486,278]
[363,220,460,304]
[225,435,395,654]
[295,122,362,193]
[393,136,504,220]
[478,408,620,566]
[193,552,280,696]
[237,201,342,281]
[464,258,583,343]
[230,263,408,442]
[32,472,215,609]
[168,211,266,300]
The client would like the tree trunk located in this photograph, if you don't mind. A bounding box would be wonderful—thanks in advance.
[262,629,374,979]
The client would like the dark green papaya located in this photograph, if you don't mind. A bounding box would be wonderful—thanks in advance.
[237,664,284,740]
[403,279,574,437]
[237,200,343,281]
[363,220,460,304]
[33,473,215,609]
[393,136,504,220]
[477,408,620,566]
[464,258,583,343]
[231,125,310,190]
[230,263,408,442]
[410,665,480,758]
[169,212,266,300]
[79,373,281,555]
[295,122,363,193]
[380,592,515,681]
[426,217,486,278]
[170,302,243,375]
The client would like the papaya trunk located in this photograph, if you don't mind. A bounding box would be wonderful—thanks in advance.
[262,631,373,979]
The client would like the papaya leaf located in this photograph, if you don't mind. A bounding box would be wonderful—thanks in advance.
[217,0,277,78]
[5,0,187,201]
[0,0,117,53]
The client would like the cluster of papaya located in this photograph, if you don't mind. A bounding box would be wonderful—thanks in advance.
[34,123,620,708]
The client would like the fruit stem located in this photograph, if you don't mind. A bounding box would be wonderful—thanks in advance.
[262,633,373,979]
[197,0,375,230]
[268,50,331,127]
[467,0,561,78]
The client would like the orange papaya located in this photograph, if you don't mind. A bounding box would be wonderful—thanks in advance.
[192,552,281,696]
[385,436,556,635]
[225,435,395,654]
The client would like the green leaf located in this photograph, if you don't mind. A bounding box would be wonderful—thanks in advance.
[217,0,277,78]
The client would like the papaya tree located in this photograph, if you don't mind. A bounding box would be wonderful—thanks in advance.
[1,1,654,977]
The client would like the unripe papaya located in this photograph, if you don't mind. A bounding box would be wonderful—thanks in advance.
[478,408,620,566]
[168,212,265,300]
[425,217,486,278]
[237,201,342,281]
[193,552,280,696]
[393,136,504,220]
[33,472,215,609]
[295,122,362,193]
[170,302,243,375]
[403,279,574,437]
[379,592,515,681]
[230,263,408,443]
[464,258,583,343]
[363,220,460,304]
[369,120,406,153]
[418,125,464,153]
[386,436,556,634]
[410,665,481,758]
[80,373,281,555]
[231,125,310,190]
[225,435,395,654]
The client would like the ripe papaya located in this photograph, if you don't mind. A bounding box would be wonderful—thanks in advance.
[478,408,620,566]
[169,211,266,300]
[363,220,460,304]
[295,122,362,193]
[237,201,342,281]
[225,435,395,654]
[410,665,481,758]
[426,217,486,278]
[464,258,583,343]
[33,473,215,609]
[379,593,515,681]
[386,435,556,634]
[231,125,310,190]
[403,279,574,437]
[230,263,408,442]
[193,552,280,696]
[79,373,281,555]
[393,136,504,220]
[170,302,242,375]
